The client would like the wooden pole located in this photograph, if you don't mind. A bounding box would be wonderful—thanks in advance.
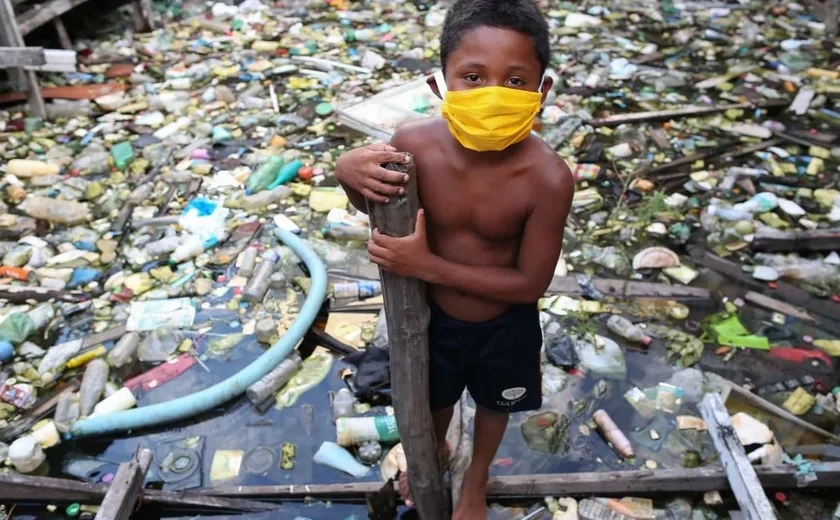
[699,393,777,520]
[52,17,72,50]
[95,448,153,520]
[826,0,840,36]
[367,156,449,519]
[0,0,46,118]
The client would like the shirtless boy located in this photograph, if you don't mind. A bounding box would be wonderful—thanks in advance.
[336,0,574,517]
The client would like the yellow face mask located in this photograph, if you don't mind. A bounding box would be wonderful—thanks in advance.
[436,71,543,152]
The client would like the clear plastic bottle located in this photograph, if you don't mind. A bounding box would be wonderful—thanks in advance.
[707,205,753,222]
[238,247,258,278]
[246,351,302,403]
[54,391,80,433]
[18,196,91,225]
[71,151,111,175]
[137,328,184,362]
[46,99,93,120]
[332,388,356,421]
[79,358,109,417]
[239,186,291,212]
[170,235,205,264]
[255,318,276,344]
[107,332,140,368]
[242,251,279,303]
[246,156,285,194]
[128,183,154,204]
[7,159,60,177]
[145,236,188,257]
[606,315,652,346]
[325,224,370,241]
[333,281,382,301]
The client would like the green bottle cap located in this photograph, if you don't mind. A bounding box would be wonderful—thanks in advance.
[66,503,81,517]
[315,103,333,116]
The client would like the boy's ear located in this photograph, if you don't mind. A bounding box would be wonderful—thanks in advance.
[427,75,443,100]
[539,76,554,104]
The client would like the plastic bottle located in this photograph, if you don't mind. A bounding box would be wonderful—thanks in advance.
[593,409,634,459]
[128,183,153,204]
[325,223,370,241]
[242,251,279,303]
[107,332,140,368]
[346,28,376,42]
[336,415,399,447]
[46,99,92,120]
[246,351,302,403]
[145,236,188,257]
[9,435,46,473]
[18,197,91,225]
[239,186,291,212]
[71,151,111,174]
[314,442,370,477]
[137,328,184,362]
[171,235,205,264]
[707,205,753,222]
[7,159,60,177]
[606,315,652,346]
[91,387,137,417]
[238,247,258,278]
[246,156,286,194]
[333,281,382,301]
[332,388,356,421]
[79,359,109,417]
[265,160,302,190]
[54,392,81,433]
[255,318,276,344]
[733,192,778,213]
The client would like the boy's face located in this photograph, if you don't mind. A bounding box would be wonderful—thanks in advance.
[428,26,552,101]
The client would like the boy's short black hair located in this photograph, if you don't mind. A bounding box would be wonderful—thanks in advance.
[440,0,551,74]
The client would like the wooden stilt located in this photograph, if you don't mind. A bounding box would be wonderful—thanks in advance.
[53,17,72,50]
[131,0,153,33]
[367,156,449,519]
[94,449,153,520]
[0,0,46,117]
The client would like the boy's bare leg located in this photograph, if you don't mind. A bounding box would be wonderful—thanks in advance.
[399,406,454,507]
[454,405,507,520]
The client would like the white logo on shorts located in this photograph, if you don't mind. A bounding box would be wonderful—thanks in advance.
[501,387,527,401]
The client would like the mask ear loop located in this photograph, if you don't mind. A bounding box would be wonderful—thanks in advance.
[434,70,448,99]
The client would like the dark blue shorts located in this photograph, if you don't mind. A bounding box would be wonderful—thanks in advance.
[428,301,543,414]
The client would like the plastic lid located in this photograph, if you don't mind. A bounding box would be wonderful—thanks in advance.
[66,503,81,517]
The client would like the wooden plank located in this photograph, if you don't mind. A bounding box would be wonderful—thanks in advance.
[131,0,153,32]
[0,0,46,117]
[95,448,153,520]
[0,284,88,303]
[752,228,840,253]
[586,100,788,127]
[548,276,711,300]
[194,462,840,499]
[690,248,840,322]
[53,17,72,50]
[367,156,449,519]
[699,393,777,520]
[0,82,126,104]
[16,0,92,36]
[0,46,45,67]
[0,473,274,512]
[743,291,815,322]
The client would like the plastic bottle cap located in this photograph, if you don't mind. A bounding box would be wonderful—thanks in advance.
[66,503,81,517]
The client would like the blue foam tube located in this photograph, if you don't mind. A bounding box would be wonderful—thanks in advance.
[70,228,326,438]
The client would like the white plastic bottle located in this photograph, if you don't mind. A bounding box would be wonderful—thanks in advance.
[332,388,356,421]
[606,315,652,346]
[54,392,80,433]
[107,332,140,368]
[79,358,109,417]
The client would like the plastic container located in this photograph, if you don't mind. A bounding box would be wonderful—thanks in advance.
[246,156,285,194]
[593,409,634,459]
[18,196,91,225]
[54,392,81,433]
[7,159,60,177]
[333,281,382,301]
[171,235,205,264]
[31,420,60,448]
[266,160,302,190]
[107,332,140,368]
[336,415,399,447]
[246,351,302,404]
[255,319,276,344]
[71,151,110,174]
[314,442,369,477]
[79,358,109,417]
[238,247,258,278]
[332,388,356,421]
[9,435,46,473]
[91,387,137,417]
[325,223,370,241]
[707,205,753,222]
[137,327,184,362]
[145,236,188,256]
[606,315,652,346]
[242,251,279,303]
[111,142,135,170]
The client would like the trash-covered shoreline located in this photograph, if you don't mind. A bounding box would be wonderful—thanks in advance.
[2,0,840,518]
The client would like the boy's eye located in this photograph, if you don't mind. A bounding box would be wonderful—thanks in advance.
[464,74,481,83]
[507,77,525,87]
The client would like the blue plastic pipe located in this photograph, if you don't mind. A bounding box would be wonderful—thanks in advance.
[70,228,326,438]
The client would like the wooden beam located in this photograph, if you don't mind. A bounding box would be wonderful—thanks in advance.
[0,284,88,303]
[0,473,274,512]
[699,393,777,520]
[16,0,92,36]
[131,0,153,32]
[0,46,45,67]
[752,228,840,253]
[690,248,840,322]
[586,100,788,127]
[53,17,72,50]
[193,462,840,499]
[95,448,153,520]
[367,156,449,519]
[548,276,711,300]
[0,0,46,117]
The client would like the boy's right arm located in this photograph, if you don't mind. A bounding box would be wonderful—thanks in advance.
[335,143,411,213]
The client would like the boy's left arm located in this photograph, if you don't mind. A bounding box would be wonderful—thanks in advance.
[368,160,574,304]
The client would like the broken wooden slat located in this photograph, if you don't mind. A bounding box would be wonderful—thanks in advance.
[636,141,741,178]
[367,157,449,520]
[743,291,815,322]
[193,462,840,499]
[0,46,46,67]
[95,448,153,520]
[690,248,840,322]
[16,0,92,36]
[0,284,88,303]
[752,228,840,253]
[547,276,711,300]
[586,100,788,127]
[0,0,46,117]
[699,393,777,520]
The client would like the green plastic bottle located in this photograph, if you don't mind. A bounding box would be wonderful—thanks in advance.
[266,159,302,190]
[246,156,285,194]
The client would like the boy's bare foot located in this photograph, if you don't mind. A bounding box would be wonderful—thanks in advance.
[453,466,488,520]
[398,443,451,508]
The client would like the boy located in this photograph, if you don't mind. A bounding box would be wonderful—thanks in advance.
[336,0,573,517]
